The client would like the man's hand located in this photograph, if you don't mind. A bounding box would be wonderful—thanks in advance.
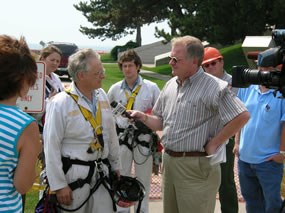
[267,154,284,164]
[56,186,73,206]
[233,144,239,156]
[128,110,145,121]
[204,139,220,156]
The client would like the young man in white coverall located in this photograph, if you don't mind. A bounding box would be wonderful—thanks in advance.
[108,49,160,213]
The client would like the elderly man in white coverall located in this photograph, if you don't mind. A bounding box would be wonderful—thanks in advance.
[44,48,120,213]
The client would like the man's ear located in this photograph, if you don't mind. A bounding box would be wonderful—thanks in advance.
[192,57,199,65]
[76,71,85,81]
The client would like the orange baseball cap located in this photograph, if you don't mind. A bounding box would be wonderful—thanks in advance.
[202,47,223,65]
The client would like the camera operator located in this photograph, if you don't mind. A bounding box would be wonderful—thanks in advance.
[233,63,285,213]
[202,47,239,213]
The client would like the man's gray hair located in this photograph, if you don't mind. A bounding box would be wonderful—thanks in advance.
[68,48,101,81]
[171,36,204,66]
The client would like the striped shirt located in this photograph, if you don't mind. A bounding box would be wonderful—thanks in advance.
[221,70,238,95]
[0,104,35,213]
[153,68,247,152]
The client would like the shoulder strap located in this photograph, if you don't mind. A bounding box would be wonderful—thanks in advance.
[125,85,142,110]
[65,90,102,135]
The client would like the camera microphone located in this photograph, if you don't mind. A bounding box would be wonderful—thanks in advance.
[110,101,132,119]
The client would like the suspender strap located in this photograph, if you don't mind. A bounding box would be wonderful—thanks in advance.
[125,85,142,110]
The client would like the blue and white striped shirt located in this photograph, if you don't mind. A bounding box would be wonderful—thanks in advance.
[0,104,34,213]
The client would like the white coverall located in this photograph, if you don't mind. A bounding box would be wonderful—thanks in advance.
[108,76,160,213]
[44,82,120,213]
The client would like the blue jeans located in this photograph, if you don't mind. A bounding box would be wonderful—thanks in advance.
[238,159,283,213]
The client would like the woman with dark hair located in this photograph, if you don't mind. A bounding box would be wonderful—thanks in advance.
[0,34,42,212]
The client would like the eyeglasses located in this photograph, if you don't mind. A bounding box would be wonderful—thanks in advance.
[168,56,183,64]
[94,69,105,76]
[203,60,218,68]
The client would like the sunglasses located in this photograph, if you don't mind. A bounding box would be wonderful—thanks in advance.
[203,60,218,68]
[168,56,183,64]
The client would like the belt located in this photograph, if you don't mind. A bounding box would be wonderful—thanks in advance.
[165,149,207,157]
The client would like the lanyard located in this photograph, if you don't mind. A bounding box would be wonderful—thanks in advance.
[124,85,142,110]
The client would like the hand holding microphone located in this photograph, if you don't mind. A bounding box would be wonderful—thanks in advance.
[110,101,145,120]
[110,101,133,119]
[110,101,151,133]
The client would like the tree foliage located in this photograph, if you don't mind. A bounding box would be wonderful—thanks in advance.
[74,0,169,46]
[155,0,285,45]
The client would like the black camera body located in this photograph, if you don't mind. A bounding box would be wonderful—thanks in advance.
[232,29,285,97]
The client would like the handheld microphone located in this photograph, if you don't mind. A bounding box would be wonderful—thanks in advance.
[110,101,132,119]
[110,101,152,133]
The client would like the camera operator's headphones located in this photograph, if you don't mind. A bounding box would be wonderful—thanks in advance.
[113,175,145,212]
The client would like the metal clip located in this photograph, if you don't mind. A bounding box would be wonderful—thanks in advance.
[87,135,103,153]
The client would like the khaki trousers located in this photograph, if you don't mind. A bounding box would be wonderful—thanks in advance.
[162,152,221,213]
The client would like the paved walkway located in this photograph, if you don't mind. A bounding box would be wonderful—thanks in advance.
[140,69,172,81]
[130,199,246,213]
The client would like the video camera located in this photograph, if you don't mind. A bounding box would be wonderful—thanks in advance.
[232,29,285,97]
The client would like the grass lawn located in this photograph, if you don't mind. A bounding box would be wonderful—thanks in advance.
[24,191,39,213]
[102,63,167,91]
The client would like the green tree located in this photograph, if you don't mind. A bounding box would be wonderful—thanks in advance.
[74,0,168,46]
[155,0,285,45]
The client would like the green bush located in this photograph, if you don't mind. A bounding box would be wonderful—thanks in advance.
[110,41,139,61]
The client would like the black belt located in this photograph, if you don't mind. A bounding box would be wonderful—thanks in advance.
[165,149,207,157]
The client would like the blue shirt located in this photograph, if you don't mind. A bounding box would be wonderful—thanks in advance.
[238,85,285,163]
[0,104,35,213]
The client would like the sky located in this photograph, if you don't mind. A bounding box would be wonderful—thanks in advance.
[0,0,169,51]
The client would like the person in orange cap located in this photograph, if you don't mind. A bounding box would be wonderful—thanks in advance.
[202,47,239,213]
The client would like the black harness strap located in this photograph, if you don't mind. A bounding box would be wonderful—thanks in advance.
[62,157,96,191]
[119,138,134,151]
[119,132,151,151]
[58,157,117,212]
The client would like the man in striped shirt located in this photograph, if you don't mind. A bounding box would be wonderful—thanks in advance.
[130,36,250,213]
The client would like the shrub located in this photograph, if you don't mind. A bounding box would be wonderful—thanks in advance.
[110,41,139,60]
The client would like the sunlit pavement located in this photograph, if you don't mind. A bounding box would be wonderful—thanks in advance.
[129,200,246,213]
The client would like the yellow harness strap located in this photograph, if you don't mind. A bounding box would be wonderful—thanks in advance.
[66,90,102,135]
[125,85,142,110]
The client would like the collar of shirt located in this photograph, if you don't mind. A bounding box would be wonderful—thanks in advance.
[253,85,275,95]
[176,67,204,86]
[221,70,230,81]
[74,85,98,116]
[120,75,142,91]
